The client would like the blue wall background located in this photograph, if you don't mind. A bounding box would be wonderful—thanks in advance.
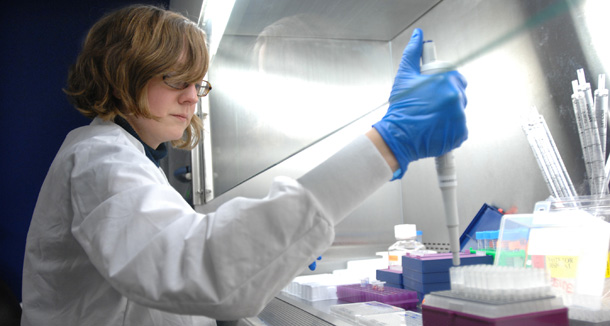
[0,0,170,302]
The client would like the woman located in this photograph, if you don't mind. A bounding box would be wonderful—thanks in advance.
[21,4,467,325]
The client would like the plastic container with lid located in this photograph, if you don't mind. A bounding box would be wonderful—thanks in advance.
[388,224,426,270]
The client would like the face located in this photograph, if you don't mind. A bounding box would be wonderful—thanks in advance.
[126,75,199,149]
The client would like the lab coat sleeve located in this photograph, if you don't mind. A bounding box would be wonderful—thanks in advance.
[297,134,393,225]
[70,134,392,320]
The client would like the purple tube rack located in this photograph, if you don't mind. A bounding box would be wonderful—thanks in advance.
[336,284,418,310]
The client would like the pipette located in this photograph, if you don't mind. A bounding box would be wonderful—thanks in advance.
[594,74,610,194]
[572,71,605,195]
[522,106,576,198]
[421,41,461,266]
[595,74,607,160]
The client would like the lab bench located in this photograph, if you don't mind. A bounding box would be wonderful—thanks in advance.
[241,293,358,326]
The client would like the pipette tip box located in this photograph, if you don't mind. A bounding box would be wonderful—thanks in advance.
[376,268,404,286]
[401,253,493,300]
[402,252,493,273]
[422,290,568,325]
[384,282,403,289]
[330,301,405,323]
[402,277,450,294]
[336,284,418,310]
[402,269,450,283]
[356,310,423,326]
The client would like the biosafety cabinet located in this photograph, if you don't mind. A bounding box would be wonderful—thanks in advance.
[162,0,609,323]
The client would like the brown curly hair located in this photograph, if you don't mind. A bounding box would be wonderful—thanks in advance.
[64,5,208,149]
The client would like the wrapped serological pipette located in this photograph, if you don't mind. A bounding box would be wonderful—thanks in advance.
[595,74,607,160]
[522,106,577,198]
[572,69,605,195]
[594,74,610,195]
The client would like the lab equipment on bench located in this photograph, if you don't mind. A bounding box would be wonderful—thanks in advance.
[448,265,552,301]
[336,283,418,310]
[475,230,499,251]
[401,252,493,303]
[495,208,610,319]
[376,268,405,289]
[356,310,423,326]
[533,195,610,325]
[476,231,487,251]
[330,301,405,323]
[281,273,351,302]
[460,203,504,253]
[387,224,427,271]
[422,264,568,325]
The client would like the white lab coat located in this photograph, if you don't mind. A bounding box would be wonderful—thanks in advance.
[21,117,391,325]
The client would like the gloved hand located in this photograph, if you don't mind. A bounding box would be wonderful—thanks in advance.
[308,256,322,271]
[372,28,468,180]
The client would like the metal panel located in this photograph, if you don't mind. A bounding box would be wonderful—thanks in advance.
[224,0,439,41]
[208,35,391,195]
[257,293,353,326]
[204,0,440,197]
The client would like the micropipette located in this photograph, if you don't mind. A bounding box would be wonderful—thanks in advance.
[421,41,461,266]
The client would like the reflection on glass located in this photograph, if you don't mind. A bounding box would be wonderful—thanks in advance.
[208,12,392,195]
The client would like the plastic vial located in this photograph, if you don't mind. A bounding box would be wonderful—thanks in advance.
[488,230,499,250]
[360,277,369,288]
[476,231,487,250]
[416,230,423,243]
[388,224,426,270]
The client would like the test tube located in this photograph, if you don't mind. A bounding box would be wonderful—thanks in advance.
[488,230,499,250]
[476,231,486,250]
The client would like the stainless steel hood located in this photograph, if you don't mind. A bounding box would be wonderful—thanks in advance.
[170,0,442,202]
[222,0,439,41]
[195,0,448,201]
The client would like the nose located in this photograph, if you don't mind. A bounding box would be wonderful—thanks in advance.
[179,83,199,104]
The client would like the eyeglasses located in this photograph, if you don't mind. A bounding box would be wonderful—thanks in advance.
[162,75,212,97]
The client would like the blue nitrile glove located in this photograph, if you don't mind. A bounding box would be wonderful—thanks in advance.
[372,28,468,180]
[308,256,322,271]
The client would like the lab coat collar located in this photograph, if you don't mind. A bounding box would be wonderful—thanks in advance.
[113,116,168,167]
